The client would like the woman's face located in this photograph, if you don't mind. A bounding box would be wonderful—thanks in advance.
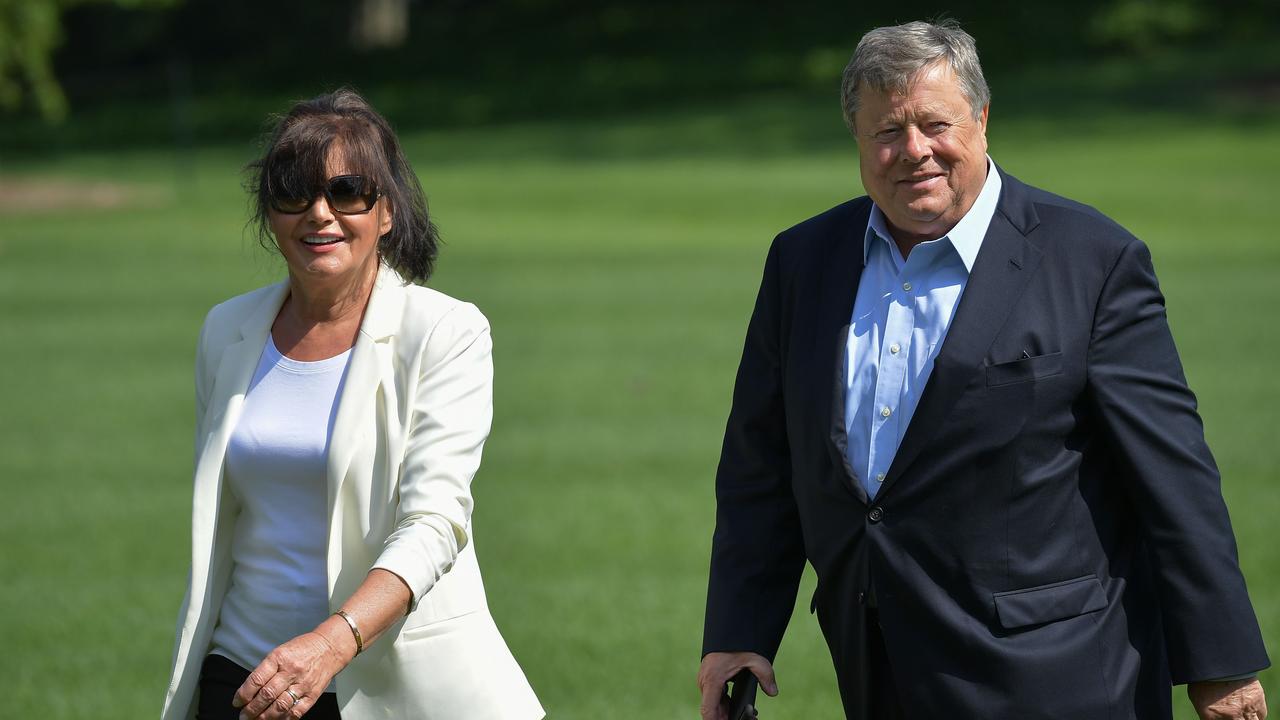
[268,153,392,292]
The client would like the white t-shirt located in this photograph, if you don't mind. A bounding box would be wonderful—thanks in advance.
[210,335,351,679]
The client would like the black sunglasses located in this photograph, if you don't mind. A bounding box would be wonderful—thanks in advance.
[269,174,381,215]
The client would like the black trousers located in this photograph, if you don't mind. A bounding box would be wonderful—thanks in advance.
[866,609,906,720]
[197,654,342,720]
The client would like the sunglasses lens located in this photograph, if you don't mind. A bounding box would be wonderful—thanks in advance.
[269,172,313,213]
[329,175,377,213]
[271,195,312,213]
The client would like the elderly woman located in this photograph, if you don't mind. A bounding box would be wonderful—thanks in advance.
[161,89,543,720]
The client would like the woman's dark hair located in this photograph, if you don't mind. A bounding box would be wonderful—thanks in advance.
[246,87,439,283]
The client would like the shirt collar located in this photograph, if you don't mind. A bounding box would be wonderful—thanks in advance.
[864,156,1002,272]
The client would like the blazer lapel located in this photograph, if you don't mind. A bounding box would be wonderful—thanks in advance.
[325,267,405,518]
[189,281,287,586]
[878,174,1043,497]
[821,199,873,504]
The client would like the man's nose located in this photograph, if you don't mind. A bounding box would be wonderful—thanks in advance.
[900,126,931,163]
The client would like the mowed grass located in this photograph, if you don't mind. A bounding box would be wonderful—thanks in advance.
[1,98,1277,718]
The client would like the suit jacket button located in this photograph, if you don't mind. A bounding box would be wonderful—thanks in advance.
[868,506,884,523]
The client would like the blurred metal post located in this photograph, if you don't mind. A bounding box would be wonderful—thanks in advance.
[352,0,409,50]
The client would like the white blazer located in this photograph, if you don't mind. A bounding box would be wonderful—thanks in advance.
[162,266,544,720]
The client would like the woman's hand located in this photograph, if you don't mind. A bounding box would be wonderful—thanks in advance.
[232,571,410,719]
[233,617,358,720]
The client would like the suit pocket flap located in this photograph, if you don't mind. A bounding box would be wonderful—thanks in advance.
[992,575,1106,629]
[985,351,1063,387]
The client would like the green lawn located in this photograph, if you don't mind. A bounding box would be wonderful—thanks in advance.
[1,96,1276,718]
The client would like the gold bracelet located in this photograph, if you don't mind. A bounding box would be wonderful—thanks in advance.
[335,610,364,655]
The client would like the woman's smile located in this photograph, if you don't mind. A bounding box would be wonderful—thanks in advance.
[301,232,345,249]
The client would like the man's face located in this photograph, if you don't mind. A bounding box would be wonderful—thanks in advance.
[854,62,989,245]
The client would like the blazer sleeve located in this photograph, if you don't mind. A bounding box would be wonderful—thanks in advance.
[1085,238,1270,683]
[702,238,807,661]
[371,302,492,609]
[172,314,215,672]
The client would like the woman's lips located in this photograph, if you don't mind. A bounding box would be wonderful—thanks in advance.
[302,234,344,246]
[301,234,344,252]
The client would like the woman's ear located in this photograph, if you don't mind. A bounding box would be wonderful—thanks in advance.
[379,197,394,236]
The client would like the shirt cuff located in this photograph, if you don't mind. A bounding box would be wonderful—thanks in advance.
[1201,673,1258,683]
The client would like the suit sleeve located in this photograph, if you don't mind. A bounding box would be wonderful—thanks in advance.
[1086,239,1270,683]
[702,238,807,661]
[371,302,491,610]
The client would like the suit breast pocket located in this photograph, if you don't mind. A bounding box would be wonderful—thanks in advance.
[985,351,1063,387]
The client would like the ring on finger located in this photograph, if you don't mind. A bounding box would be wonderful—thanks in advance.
[286,688,302,706]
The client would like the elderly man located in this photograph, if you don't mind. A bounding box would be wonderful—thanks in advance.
[698,19,1269,720]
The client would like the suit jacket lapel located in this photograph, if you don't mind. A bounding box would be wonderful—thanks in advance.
[821,199,873,505]
[878,173,1043,497]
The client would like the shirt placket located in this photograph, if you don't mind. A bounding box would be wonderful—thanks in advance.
[866,268,916,494]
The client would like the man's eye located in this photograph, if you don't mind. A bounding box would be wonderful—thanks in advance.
[927,122,951,133]
[875,129,900,141]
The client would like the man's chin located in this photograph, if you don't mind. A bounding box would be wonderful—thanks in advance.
[902,196,949,218]
[888,204,945,227]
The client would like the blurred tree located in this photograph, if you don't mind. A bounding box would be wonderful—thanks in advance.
[0,0,178,123]
[1088,0,1213,53]
[3,0,1276,150]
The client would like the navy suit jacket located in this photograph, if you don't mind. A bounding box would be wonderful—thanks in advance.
[702,169,1269,719]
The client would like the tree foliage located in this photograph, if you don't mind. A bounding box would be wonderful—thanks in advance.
[1089,0,1211,53]
[0,0,178,122]
[2,0,1277,131]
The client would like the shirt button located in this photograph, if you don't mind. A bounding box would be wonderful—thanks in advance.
[889,343,901,354]
[902,281,912,292]
[875,473,886,483]
[881,406,892,418]
[868,506,884,523]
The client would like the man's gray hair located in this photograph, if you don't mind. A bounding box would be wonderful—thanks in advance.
[840,19,990,133]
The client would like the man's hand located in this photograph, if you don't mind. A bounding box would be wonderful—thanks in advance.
[698,652,778,720]
[1189,678,1267,720]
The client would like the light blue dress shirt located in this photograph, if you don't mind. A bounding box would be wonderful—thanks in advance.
[845,161,1002,499]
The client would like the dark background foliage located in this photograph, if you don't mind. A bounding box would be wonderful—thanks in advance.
[4,0,1278,154]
